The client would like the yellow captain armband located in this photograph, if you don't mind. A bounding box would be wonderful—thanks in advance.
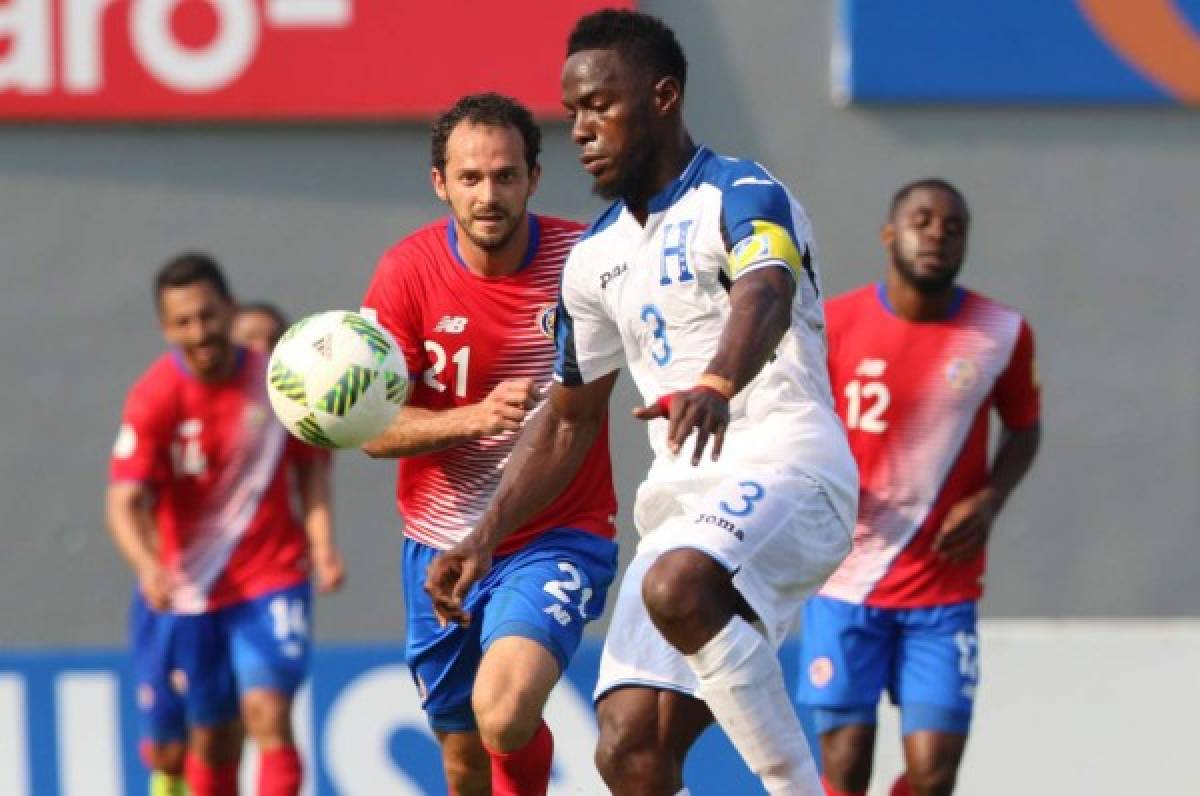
[727,220,807,280]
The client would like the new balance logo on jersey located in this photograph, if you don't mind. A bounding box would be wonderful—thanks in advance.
[599,262,628,290]
[856,358,887,378]
[434,316,468,334]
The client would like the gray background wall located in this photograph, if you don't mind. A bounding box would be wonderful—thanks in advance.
[1,1,1196,646]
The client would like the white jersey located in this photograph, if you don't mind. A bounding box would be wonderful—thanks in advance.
[555,146,858,532]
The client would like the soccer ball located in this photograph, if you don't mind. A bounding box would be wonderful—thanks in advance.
[266,310,409,448]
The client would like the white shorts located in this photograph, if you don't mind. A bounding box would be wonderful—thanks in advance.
[595,469,851,701]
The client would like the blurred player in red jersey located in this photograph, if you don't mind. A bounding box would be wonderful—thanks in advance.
[797,180,1042,796]
[360,94,618,796]
[232,302,289,354]
[107,254,345,796]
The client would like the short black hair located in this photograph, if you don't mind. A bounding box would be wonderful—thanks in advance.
[237,301,289,330]
[567,9,688,90]
[889,178,970,221]
[154,252,232,308]
[431,92,541,175]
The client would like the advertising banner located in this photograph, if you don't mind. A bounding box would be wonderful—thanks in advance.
[834,0,1200,105]
[0,641,784,795]
[0,0,633,120]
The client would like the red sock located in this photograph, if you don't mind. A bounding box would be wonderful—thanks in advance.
[485,720,553,796]
[258,746,303,796]
[821,773,865,796]
[890,774,914,796]
[184,755,238,796]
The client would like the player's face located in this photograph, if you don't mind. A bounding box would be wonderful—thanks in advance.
[432,122,539,252]
[562,49,656,201]
[884,187,969,294]
[158,283,236,380]
[231,310,283,354]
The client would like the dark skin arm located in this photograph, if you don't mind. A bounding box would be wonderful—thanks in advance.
[425,371,619,625]
[633,266,796,464]
[934,423,1041,562]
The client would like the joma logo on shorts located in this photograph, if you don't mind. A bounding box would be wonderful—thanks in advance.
[599,263,628,290]
[695,513,744,540]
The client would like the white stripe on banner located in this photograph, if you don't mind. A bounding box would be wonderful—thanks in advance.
[0,674,30,796]
[55,673,123,796]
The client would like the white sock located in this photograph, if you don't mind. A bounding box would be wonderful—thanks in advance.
[685,616,821,796]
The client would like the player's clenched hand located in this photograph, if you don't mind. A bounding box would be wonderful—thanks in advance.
[633,386,730,465]
[137,562,173,611]
[313,543,346,594]
[933,487,999,562]
[469,378,541,438]
[424,539,493,627]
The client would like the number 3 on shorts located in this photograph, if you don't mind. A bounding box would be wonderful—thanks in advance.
[720,480,766,517]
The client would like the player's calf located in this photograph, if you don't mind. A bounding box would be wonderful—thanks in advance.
[594,688,705,795]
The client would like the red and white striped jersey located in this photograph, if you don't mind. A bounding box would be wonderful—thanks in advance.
[109,349,316,613]
[362,215,617,555]
[818,284,1040,608]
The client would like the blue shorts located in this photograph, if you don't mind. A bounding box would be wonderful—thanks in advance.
[169,583,312,728]
[404,529,618,733]
[130,591,187,744]
[797,596,979,736]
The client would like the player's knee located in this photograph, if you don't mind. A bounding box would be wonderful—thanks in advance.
[641,549,731,633]
[820,731,873,792]
[472,691,540,753]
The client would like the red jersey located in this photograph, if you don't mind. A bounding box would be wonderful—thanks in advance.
[819,284,1040,608]
[361,215,617,555]
[110,349,316,613]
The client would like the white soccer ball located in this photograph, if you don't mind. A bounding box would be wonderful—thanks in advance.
[266,310,409,449]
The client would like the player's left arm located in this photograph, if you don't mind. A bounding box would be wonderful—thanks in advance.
[293,450,345,593]
[639,174,803,464]
[936,320,1043,562]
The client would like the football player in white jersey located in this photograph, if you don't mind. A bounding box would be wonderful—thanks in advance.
[426,10,858,795]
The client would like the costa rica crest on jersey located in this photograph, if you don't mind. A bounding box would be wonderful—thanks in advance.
[945,357,980,391]
[536,304,557,340]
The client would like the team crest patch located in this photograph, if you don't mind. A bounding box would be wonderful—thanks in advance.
[137,683,156,710]
[536,304,556,340]
[809,656,834,688]
[945,357,980,391]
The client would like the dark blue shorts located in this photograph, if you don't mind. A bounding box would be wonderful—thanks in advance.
[130,591,187,744]
[403,529,618,733]
[165,583,312,728]
[797,596,980,736]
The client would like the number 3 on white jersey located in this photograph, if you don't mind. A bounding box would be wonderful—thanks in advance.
[845,379,889,433]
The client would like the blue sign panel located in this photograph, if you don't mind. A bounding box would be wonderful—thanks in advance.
[835,0,1200,105]
[0,641,819,795]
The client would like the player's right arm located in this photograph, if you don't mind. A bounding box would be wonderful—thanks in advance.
[107,384,173,610]
[361,378,540,458]
[359,244,541,458]
[106,482,171,610]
